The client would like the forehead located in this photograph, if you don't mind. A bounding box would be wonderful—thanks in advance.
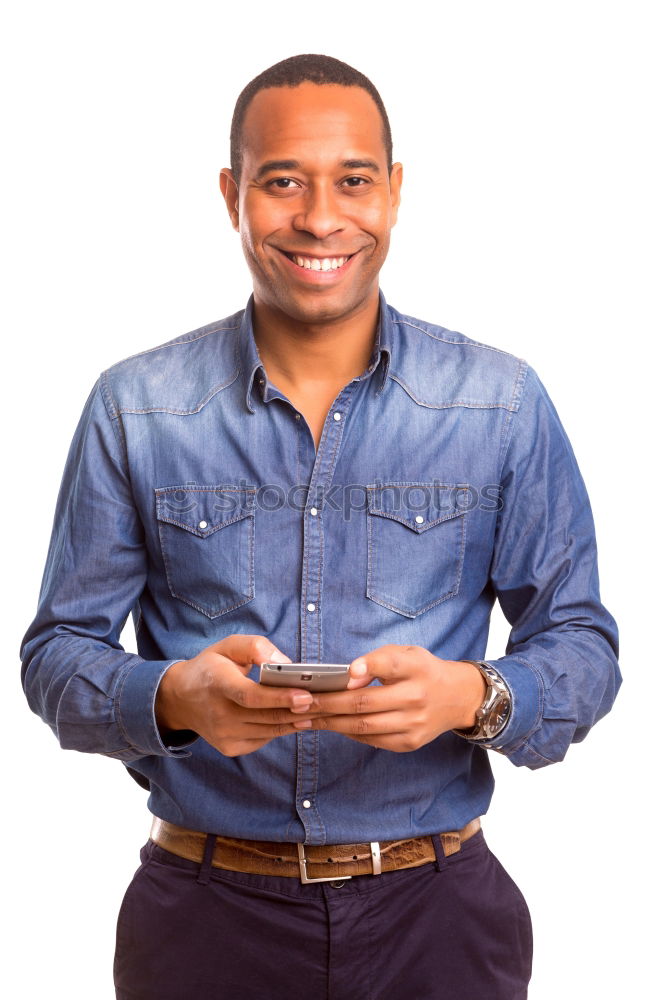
[242,83,386,168]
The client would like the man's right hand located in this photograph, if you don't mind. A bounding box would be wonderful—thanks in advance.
[155,635,313,757]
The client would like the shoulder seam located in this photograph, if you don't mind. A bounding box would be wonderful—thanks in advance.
[391,315,522,361]
[104,321,242,373]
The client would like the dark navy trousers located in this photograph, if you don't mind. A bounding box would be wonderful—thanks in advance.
[114,829,532,999]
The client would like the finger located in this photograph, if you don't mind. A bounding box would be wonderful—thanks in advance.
[222,671,315,713]
[307,684,404,716]
[214,733,291,757]
[230,705,323,726]
[202,635,313,712]
[294,713,430,753]
[208,634,292,674]
[349,645,424,684]
[294,710,408,737]
[228,719,310,740]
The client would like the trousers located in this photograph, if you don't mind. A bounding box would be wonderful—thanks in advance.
[113,829,532,999]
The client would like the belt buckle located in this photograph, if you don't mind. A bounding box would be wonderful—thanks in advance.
[297,842,382,884]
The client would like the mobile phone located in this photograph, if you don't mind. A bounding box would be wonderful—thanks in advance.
[259,662,351,692]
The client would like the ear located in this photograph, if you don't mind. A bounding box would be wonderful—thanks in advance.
[219,168,240,231]
[389,162,403,227]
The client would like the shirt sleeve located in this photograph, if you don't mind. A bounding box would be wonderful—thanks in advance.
[478,364,621,768]
[20,378,197,762]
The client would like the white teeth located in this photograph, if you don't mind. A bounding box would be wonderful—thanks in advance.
[291,254,349,271]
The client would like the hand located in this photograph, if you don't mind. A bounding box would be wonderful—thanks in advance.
[155,635,316,757]
[292,645,487,752]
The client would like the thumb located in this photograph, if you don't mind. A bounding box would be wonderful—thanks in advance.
[346,647,412,688]
[207,634,292,675]
[346,657,373,690]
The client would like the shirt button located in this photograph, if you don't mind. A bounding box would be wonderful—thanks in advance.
[307,603,316,612]
[295,413,301,420]
[415,515,424,524]
[302,799,312,809]
[310,507,318,516]
[198,520,208,529]
[333,412,341,421]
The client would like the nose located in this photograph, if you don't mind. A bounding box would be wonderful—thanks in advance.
[292,180,345,240]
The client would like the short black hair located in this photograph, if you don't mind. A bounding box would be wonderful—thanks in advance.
[229,53,393,183]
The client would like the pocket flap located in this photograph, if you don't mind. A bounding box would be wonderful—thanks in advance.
[155,484,255,537]
[367,482,468,533]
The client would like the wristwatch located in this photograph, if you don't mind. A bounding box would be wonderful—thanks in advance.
[453,660,512,742]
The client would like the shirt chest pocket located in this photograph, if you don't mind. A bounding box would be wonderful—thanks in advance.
[366,482,467,618]
[155,485,256,618]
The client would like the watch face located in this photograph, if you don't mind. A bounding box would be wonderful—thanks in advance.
[489,695,512,734]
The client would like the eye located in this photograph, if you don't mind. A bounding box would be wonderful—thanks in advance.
[267,177,299,190]
[342,176,369,188]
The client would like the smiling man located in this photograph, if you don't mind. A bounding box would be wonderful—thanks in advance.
[21,54,621,1000]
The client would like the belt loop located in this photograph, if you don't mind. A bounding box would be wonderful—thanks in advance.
[196,833,217,886]
[431,833,447,872]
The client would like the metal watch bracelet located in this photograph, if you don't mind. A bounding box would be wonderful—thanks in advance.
[452,660,513,742]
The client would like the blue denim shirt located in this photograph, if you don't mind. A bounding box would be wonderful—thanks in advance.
[21,289,621,844]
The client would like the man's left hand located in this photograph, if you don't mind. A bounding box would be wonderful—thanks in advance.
[292,645,487,752]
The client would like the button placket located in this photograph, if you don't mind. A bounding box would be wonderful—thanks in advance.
[295,383,357,843]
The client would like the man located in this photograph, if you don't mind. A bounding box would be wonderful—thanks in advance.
[21,53,621,999]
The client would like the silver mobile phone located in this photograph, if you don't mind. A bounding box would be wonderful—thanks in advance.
[259,662,350,692]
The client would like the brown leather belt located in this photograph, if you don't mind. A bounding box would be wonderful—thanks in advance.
[150,816,481,885]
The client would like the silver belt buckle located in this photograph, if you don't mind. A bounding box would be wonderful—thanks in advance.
[297,841,382,884]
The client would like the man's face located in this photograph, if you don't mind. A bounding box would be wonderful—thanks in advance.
[220,83,402,327]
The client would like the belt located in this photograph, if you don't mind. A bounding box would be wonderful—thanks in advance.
[150,816,481,885]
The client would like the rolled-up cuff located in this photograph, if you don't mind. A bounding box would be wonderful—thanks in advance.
[116,659,198,758]
[468,656,543,759]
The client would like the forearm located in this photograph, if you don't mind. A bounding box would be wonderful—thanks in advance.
[479,623,620,767]
[21,627,190,761]
[20,378,193,762]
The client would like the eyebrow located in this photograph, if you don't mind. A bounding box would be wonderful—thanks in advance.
[254,158,382,180]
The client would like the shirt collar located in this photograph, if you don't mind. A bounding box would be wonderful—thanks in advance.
[240,289,393,413]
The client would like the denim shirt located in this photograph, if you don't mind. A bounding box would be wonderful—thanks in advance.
[21,289,621,844]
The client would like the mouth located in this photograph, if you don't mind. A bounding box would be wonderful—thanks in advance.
[275,248,362,276]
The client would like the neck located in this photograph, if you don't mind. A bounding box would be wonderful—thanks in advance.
[251,292,380,391]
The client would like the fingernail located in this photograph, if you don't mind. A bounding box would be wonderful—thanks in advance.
[350,659,368,676]
[293,719,312,729]
[271,650,292,663]
[291,694,313,711]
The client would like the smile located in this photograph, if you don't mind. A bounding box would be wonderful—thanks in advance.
[289,253,349,271]
[277,249,359,275]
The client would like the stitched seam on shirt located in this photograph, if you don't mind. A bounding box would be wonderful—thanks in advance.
[365,511,464,616]
[116,369,241,415]
[114,662,142,754]
[156,511,251,534]
[316,397,348,663]
[498,654,545,750]
[106,322,242,368]
[157,519,254,618]
[387,374,518,411]
[302,482,311,657]
[99,373,134,481]
[368,509,465,529]
[497,362,531,475]
[156,486,256,495]
[393,317,524,359]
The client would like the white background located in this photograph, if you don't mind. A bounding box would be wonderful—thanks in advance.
[2,1,663,996]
